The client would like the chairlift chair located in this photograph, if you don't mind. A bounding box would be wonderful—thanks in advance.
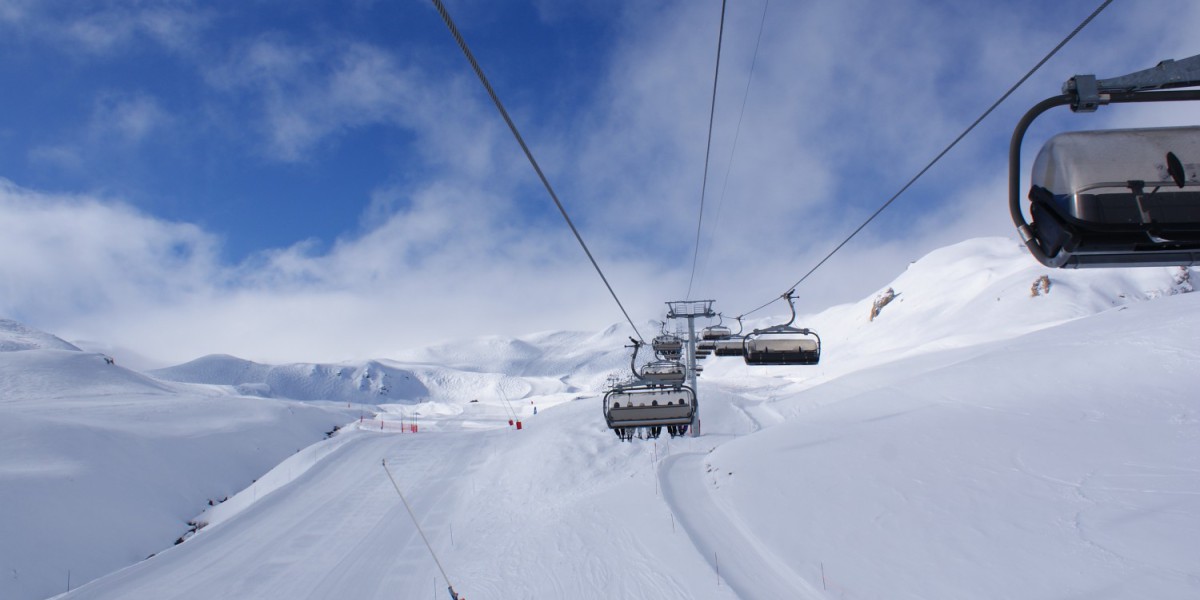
[651,333,684,360]
[743,330,820,365]
[713,337,747,356]
[1010,54,1200,267]
[640,360,687,385]
[701,313,733,341]
[603,384,696,429]
[743,291,821,366]
[711,316,747,357]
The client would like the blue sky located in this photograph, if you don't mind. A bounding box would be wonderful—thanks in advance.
[2,0,1198,364]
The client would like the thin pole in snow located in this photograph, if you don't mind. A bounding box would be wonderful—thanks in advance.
[66,569,70,592]
[715,552,719,587]
[652,450,659,497]
[382,459,457,595]
[821,562,827,591]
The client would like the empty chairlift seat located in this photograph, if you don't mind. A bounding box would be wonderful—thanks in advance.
[1025,126,1200,266]
[743,327,821,366]
[712,336,747,356]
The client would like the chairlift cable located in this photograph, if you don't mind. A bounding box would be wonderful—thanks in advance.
[430,0,645,342]
[497,383,519,422]
[381,459,457,593]
[694,0,770,297]
[735,0,1115,320]
[685,0,728,300]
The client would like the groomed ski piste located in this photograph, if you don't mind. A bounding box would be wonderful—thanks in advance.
[3,237,1198,599]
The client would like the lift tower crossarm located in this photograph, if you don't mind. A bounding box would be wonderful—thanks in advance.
[1065,53,1200,112]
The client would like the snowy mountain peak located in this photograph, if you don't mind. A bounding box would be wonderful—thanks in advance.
[151,354,429,404]
[772,237,1199,375]
[0,318,82,352]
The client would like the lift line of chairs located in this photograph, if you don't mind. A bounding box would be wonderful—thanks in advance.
[603,295,822,440]
[606,53,1200,441]
[603,337,695,442]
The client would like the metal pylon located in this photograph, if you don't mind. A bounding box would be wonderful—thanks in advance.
[666,300,715,437]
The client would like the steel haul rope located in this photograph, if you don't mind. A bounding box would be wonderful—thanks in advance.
[382,459,460,599]
[686,0,729,300]
[736,0,1115,319]
[694,0,770,299]
[430,0,645,342]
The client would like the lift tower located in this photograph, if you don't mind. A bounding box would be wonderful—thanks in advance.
[666,300,715,436]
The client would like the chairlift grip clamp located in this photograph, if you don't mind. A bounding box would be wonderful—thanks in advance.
[1064,53,1200,113]
[1064,74,1103,112]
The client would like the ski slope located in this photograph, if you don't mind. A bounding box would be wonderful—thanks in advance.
[3,237,1198,599]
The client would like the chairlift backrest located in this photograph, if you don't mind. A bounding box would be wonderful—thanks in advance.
[701,325,732,340]
[712,337,746,356]
[746,335,819,353]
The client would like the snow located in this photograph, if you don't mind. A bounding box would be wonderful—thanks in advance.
[2,236,1198,599]
[151,355,429,405]
[0,319,80,352]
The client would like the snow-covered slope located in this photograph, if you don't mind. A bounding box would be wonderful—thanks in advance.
[0,318,81,352]
[148,325,642,411]
[710,237,1197,386]
[0,334,359,600]
[701,291,1200,598]
[390,326,633,381]
[5,236,1199,599]
[152,355,429,404]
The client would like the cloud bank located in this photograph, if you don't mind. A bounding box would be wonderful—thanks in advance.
[2,0,1199,364]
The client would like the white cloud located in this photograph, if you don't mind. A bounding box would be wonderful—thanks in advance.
[0,0,209,55]
[0,177,666,364]
[97,92,172,143]
[30,91,171,170]
[0,179,220,321]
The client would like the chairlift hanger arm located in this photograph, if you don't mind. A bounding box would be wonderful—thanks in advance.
[626,337,642,380]
[1066,54,1200,111]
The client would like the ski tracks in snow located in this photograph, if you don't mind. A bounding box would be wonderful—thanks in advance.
[62,432,479,600]
[660,452,823,599]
